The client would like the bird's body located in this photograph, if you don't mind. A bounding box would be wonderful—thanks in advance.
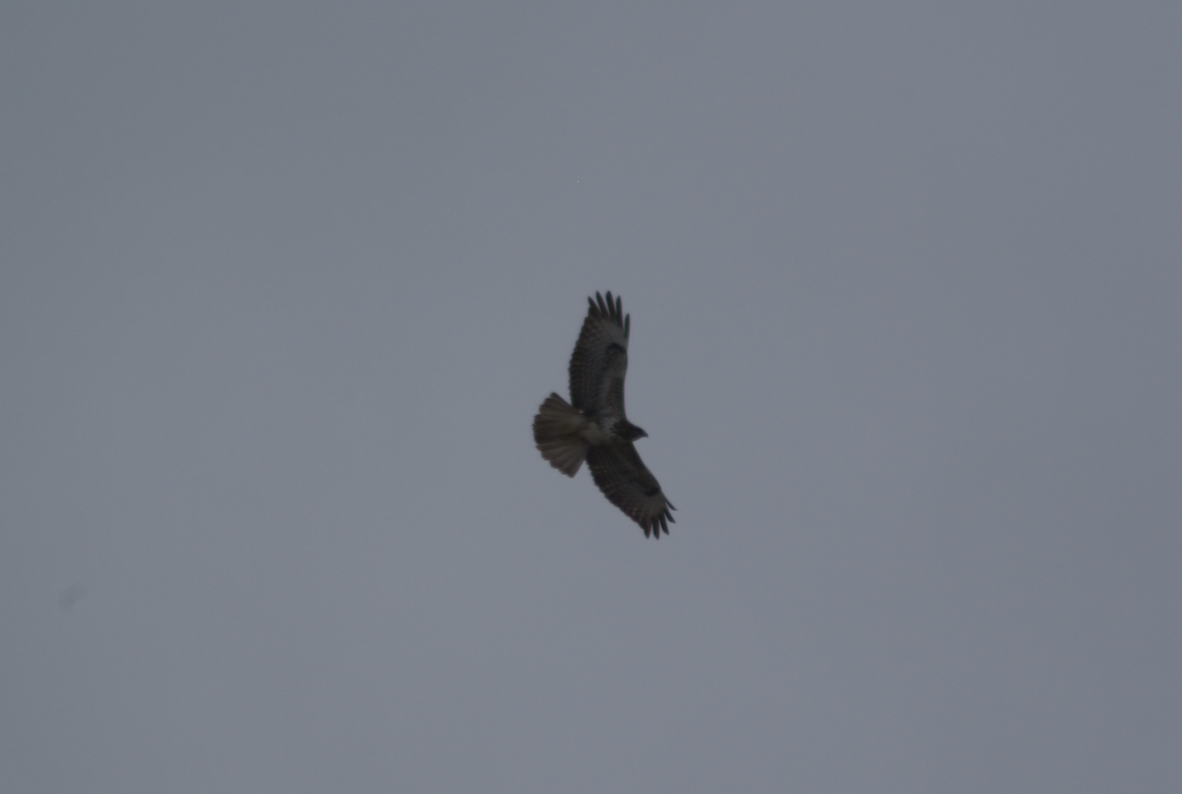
[532,292,675,538]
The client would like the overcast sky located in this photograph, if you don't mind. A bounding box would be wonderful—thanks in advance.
[3,2,1180,792]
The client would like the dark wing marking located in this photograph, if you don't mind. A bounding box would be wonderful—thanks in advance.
[585,444,676,538]
[568,291,630,412]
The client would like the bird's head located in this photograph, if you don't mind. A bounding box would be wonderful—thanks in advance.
[617,421,648,442]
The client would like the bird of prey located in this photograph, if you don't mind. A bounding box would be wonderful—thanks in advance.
[532,291,675,538]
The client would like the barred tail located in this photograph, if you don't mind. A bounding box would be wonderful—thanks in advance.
[533,393,590,477]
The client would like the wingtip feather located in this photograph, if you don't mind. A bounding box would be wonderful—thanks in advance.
[587,291,627,331]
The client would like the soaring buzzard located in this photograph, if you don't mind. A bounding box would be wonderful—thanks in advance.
[532,291,675,538]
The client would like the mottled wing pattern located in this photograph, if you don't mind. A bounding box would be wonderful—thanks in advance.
[568,291,630,412]
[585,444,676,538]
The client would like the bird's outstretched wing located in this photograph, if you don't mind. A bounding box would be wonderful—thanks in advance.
[585,444,675,538]
[569,291,630,412]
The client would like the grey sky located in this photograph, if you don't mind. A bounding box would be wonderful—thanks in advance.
[3,2,1180,792]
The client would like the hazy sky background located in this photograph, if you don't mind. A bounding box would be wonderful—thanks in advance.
[3,2,1180,792]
